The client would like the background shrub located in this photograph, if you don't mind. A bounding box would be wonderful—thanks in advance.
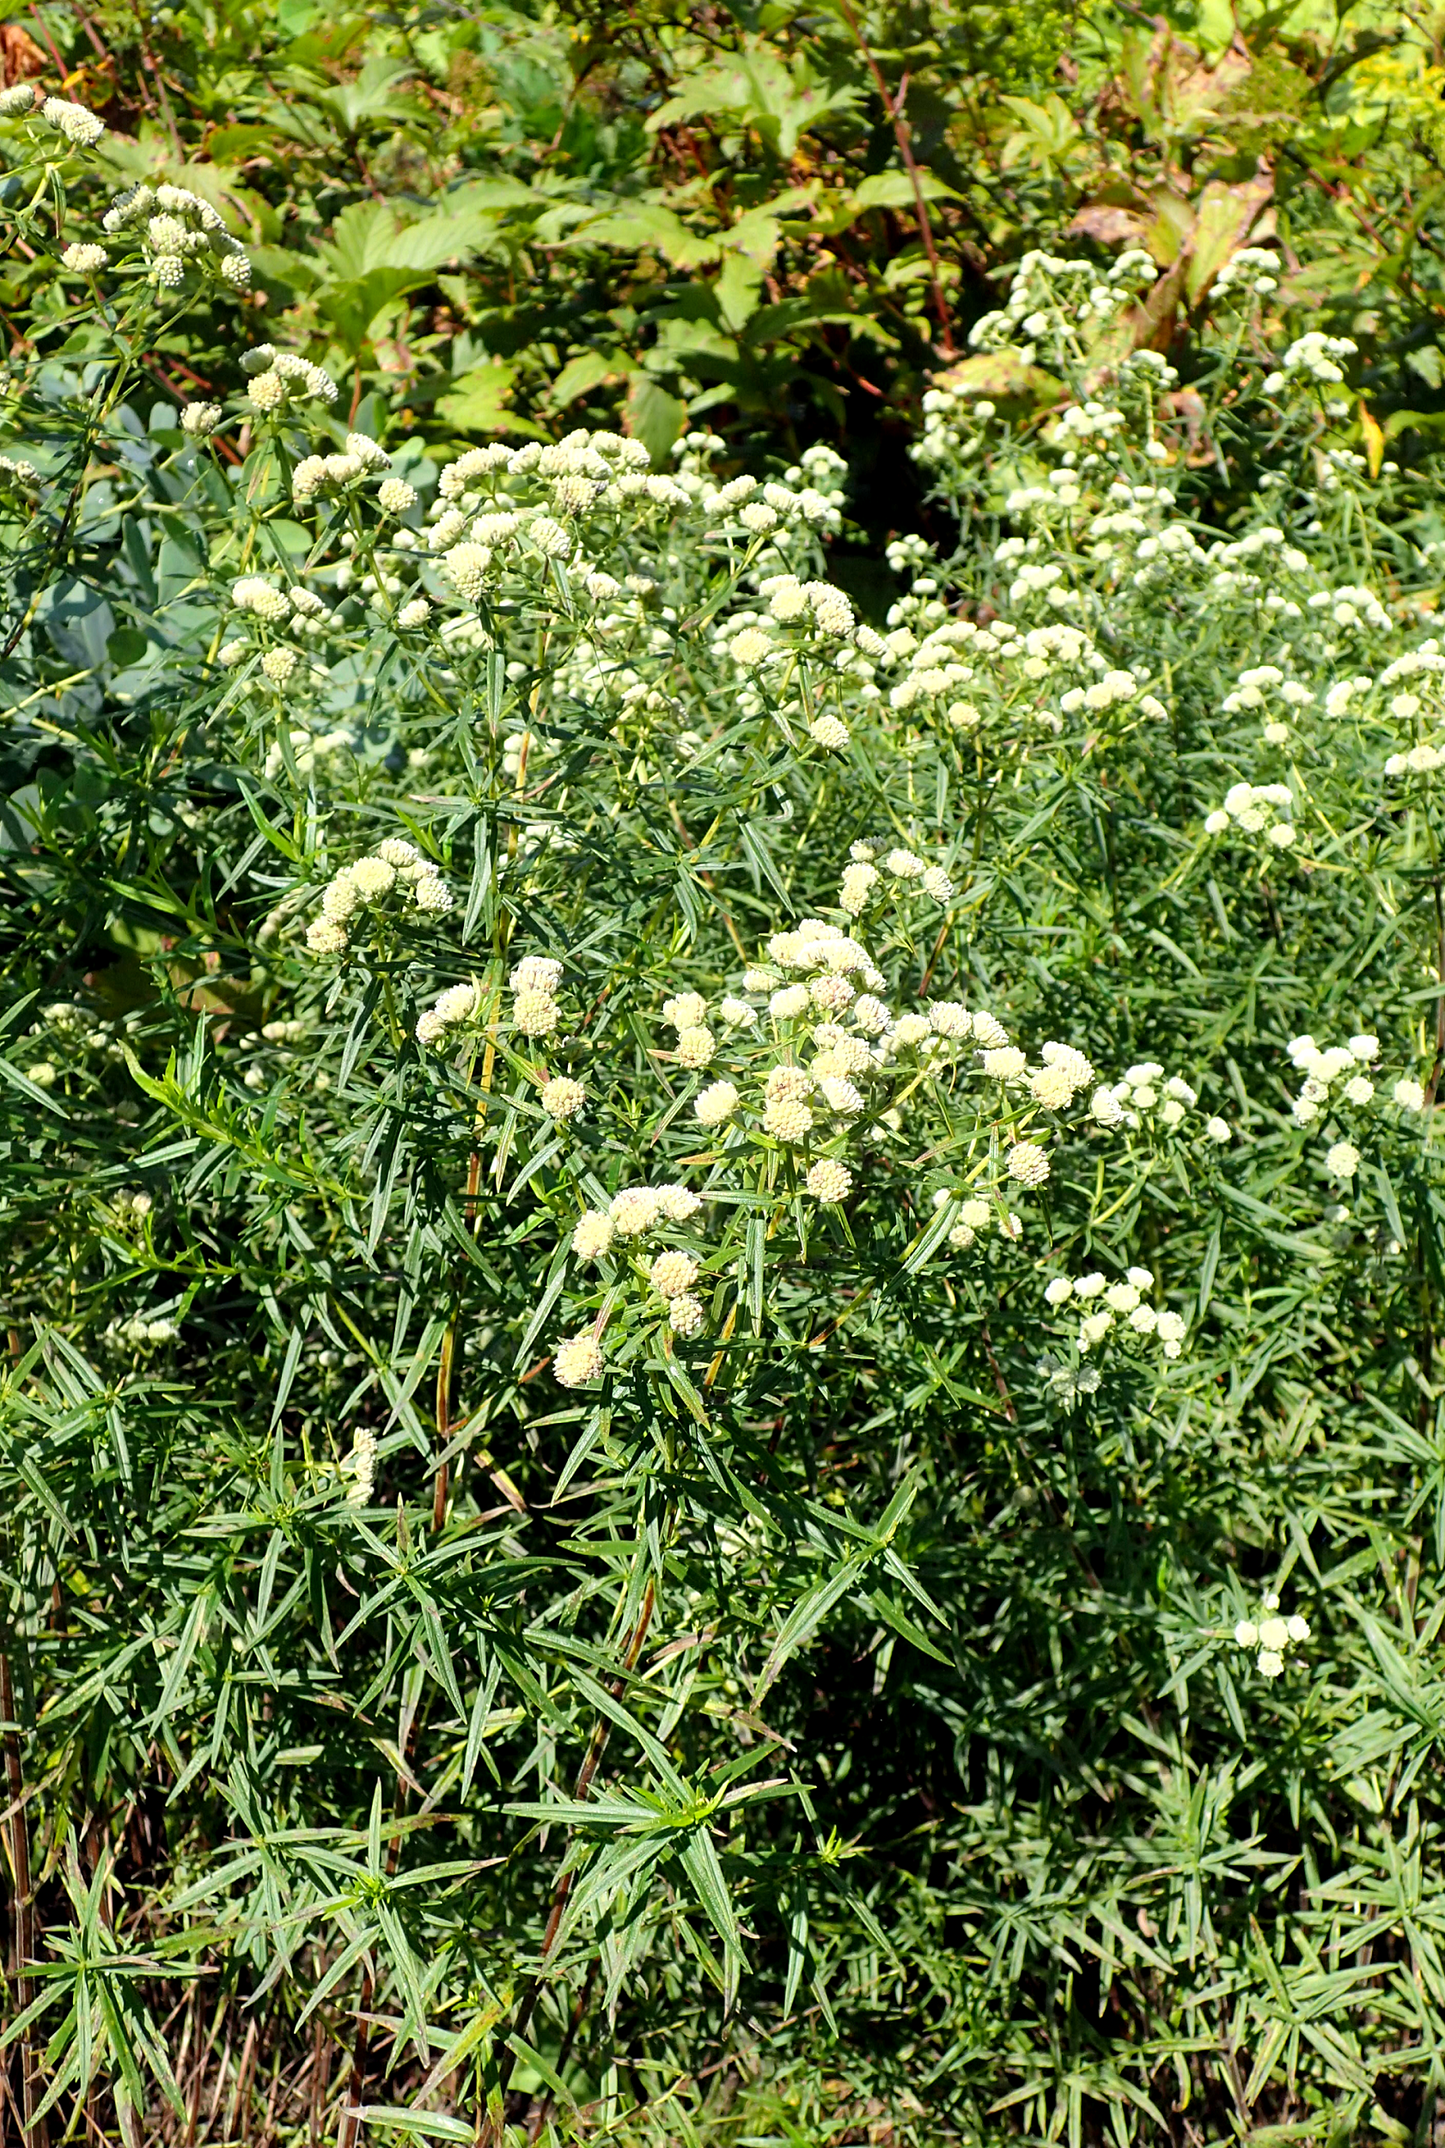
[5,6,1445,2145]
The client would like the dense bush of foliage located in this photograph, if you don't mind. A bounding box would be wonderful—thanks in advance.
[8,7,1445,2147]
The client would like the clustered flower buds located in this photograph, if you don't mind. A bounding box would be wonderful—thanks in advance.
[1204,781,1297,849]
[1232,1592,1310,1679]
[308,838,453,958]
[292,433,392,503]
[102,182,250,291]
[1284,1032,1382,1140]
[510,955,564,1038]
[1044,1267,1187,1360]
[1088,1065,1219,1141]
[241,343,337,412]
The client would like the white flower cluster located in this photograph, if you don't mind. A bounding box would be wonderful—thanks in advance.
[661,989,715,1070]
[292,431,391,503]
[1232,1593,1309,1679]
[416,980,479,1048]
[1212,246,1280,298]
[1305,582,1391,634]
[102,182,250,291]
[0,88,105,145]
[1043,1267,1187,1359]
[342,1424,377,1508]
[540,1075,585,1120]
[1285,1032,1379,1127]
[509,954,565,1038]
[561,1181,709,1362]
[306,838,452,955]
[262,721,354,779]
[965,248,1159,366]
[1385,738,1445,777]
[241,343,337,413]
[837,837,953,915]
[1086,1069,1219,1151]
[1203,781,1296,848]
[226,576,337,691]
[699,440,846,543]
[674,924,1103,1236]
[1220,664,1315,743]
[1262,331,1357,392]
[107,1311,179,1349]
[1087,1065,1228,1143]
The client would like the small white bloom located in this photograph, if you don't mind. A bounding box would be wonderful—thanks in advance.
[1007,1141,1050,1187]
[541,1076,585,1119]
[611,1188,662,1236]
[806,1158,853,1202]
[669,1293,705,1337]
[650,1249,700,1298]
[572,1211,614,1260]
[695,1080,739,1127]
[554,1332,604,1386]
[413,874,454,914]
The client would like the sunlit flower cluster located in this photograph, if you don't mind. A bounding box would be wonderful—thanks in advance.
[1043,1267,1187,1359]
[307,839,452,956]
[1232,1592,1310,1679]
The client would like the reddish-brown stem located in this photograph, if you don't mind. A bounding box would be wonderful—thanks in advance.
[1,1647,47,2147]
[479,1585,657,2145]
[832,0,955,358]
[526,1960,599,2143]
[1425,874,1445,1109]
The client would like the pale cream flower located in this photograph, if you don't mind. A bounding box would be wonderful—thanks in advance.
[695,1080,739,1127]
[1007,1142,1050,1187]
[610,1187,662,1235]
[655,1185,703,1221]
[676,1025,714,1069]
[554,1332,604,1386]
[572,1211,614,1259]
[513,989,560,1037]
[541,1077,585,1119]
[650,1250,699,1297]
[763,1098,813,1142]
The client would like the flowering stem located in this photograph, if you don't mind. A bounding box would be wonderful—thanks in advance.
[480,1578,658,2145]
[0,1644,47,2146]
[832,0,955,360]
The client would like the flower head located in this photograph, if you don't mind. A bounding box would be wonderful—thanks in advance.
[806,1158,853,1202]
[541,1077,585,1119]
[650,1250,699,1298]
[572,1211,614,1260]
[695,1080,739,1127]
[554,1332,604,1387]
